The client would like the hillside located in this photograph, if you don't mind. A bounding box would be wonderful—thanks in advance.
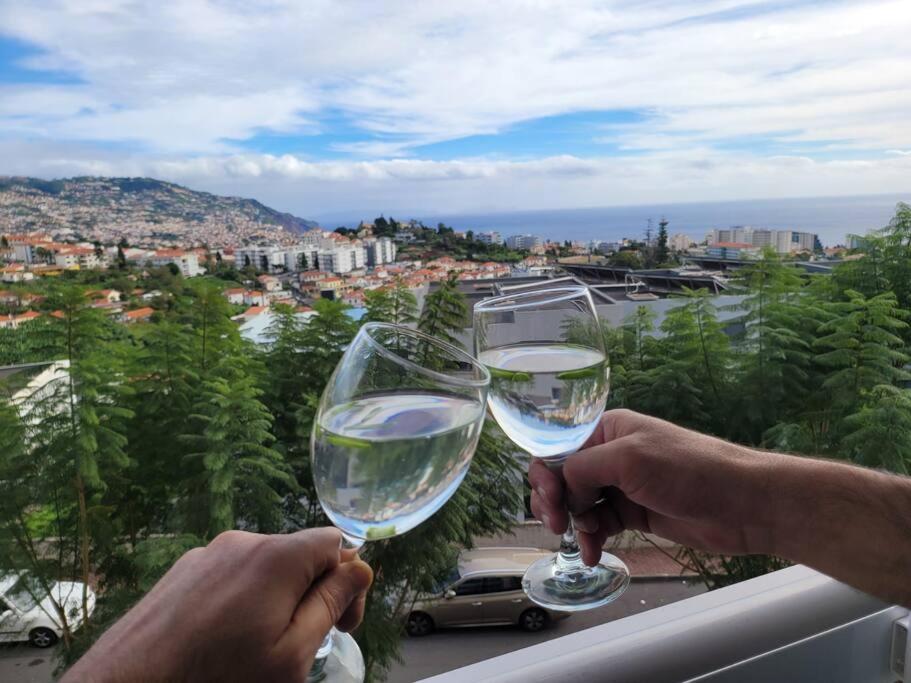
[0,176,319,248]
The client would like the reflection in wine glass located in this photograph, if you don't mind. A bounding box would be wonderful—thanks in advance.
[474,286,630,612]
[308,322,490,680]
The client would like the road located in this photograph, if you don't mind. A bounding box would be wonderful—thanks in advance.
[386,578,705,683]
[0,643,57,683]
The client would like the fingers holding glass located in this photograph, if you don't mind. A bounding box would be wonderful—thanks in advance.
[474,286,630,611]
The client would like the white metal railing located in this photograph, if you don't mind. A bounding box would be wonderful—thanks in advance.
[419,565,907,683]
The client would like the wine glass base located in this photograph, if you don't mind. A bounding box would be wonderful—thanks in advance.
[307,628,365,682]
[522,551,630,612]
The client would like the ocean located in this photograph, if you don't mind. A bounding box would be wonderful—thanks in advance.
[319,194,908,248]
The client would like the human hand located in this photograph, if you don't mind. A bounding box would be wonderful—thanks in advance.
[529,409,777,566]
[62,528,373,683]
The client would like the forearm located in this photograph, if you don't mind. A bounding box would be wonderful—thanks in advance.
[769,452,911,606]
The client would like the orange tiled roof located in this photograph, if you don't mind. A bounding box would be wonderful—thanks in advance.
[125,307,155,320]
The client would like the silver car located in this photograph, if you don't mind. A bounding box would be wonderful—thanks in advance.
[405,547,571,636]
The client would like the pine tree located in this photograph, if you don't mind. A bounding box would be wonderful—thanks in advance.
[262,298,359,531]
[418,274,467,347]
[388,280,418,325]
[815,289,910,413]
[363,288,394,324]
[184,365,293,537]
[656,218,670,265]
[121,320,199,541]
[726,253,824,442]
[877,202,911,309]
[629,292,729,429]
[842,384,911,473]
[262,304,310,445]
[0,288,135,645]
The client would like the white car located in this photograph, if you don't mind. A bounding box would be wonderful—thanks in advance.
[0,573,96,648]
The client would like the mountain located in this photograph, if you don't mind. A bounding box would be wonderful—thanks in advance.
[0,176,320,247]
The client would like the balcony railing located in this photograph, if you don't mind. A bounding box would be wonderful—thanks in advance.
[419,564,907,682]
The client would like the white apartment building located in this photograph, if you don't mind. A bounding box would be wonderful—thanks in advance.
[236,246,286,273]
[476,231,504,245]
[54,247,105,269]
[363,237,396,267]
[318,244,367,274]
[709,228,819,254]
[792,231,819,252]
[669,234,694,251]
[505,234,542,250]
[11,243,37,263]
[151,249,201,277]
[284,245,319,272]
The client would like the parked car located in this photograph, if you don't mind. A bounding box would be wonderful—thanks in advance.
[405,547,571,636]
[0,573,96,648]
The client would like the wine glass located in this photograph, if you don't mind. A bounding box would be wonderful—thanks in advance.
[473,286,629,611]
[308,322,490,680]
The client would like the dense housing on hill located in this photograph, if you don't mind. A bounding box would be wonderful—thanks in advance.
[0,176,318,249]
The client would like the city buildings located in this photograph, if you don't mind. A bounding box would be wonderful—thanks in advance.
[150,249,202,277]
[505,234,542,250]
[708,227,820,254]
[670,234,694,252]
[318,243,365,274]
[363,237,396,267]
[476,231,504,245]
[234,233,390,276]
[706,242,760,260]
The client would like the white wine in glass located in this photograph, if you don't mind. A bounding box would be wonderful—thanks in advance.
[474,286,630,611]
[308,322,490,680]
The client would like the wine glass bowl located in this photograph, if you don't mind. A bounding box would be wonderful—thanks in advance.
[311,322,489,547]
[473,286,630,611]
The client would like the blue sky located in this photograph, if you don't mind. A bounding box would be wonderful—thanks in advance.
[0,1,909,216]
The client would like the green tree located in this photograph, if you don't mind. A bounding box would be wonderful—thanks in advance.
[629,292,729,429]
[656,218,670,264]
[0,289,134,652]
[364,281,418,325]
[727,253,823,443]
[877,202,911,308]
[417,274,467,347]
[815,289,910,412]
[607,249,642,269]
[841,384,911,474]
[263,298,359,532]
[184,367,293,538]
[363,288,394,324]
[121,321,199,540]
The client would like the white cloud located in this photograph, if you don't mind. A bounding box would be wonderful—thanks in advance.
[3,142,908,218]
[0,0,910,212]
[0,0,910,155]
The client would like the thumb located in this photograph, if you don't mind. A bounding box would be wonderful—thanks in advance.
[279,559,373,657]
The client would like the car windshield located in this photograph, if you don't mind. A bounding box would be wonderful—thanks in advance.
[6,575,43,611]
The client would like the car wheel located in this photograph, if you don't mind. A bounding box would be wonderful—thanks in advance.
[405,612,434,637]
[29,627,58,648]
[519,608,548,632]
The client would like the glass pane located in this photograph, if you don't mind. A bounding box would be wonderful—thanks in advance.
[454,578,485,596]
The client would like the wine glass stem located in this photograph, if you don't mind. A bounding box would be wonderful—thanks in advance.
[556,517,585,571]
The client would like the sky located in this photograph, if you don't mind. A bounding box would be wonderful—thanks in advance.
[0,0,910,220]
